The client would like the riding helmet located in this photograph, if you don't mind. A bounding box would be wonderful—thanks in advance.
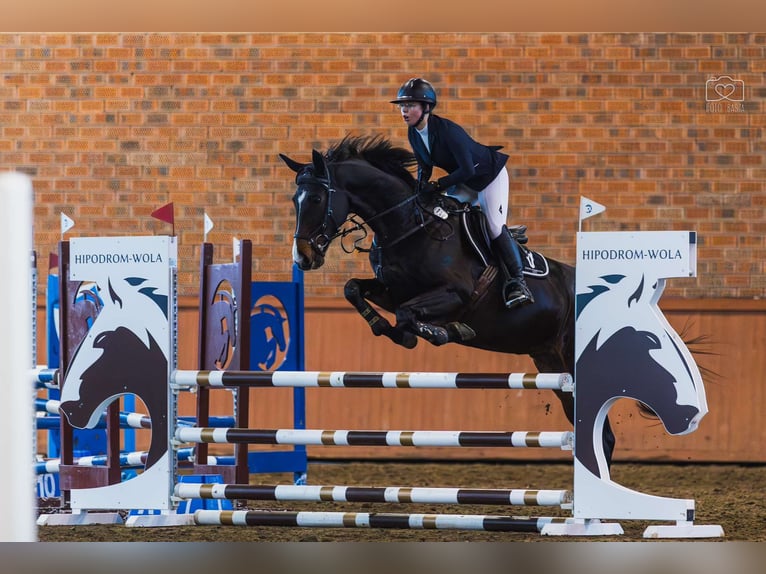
[390,78,437,109]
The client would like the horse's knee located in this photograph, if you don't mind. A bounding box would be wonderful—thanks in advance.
[344,279,361,302]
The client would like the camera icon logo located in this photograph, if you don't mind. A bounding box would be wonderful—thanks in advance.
[705,76,745,102]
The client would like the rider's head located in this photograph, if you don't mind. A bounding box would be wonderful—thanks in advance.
[390,78,437,129]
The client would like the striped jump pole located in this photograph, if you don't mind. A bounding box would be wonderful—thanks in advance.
[175,428,574,449]
[172,370,573,391]
[35,450,152,474]
[175,483,572,507]
[34,446,236,475]
[31,366,60,389]
[35,398,235,431]
[35,398,152,429]
[193,509,572,532]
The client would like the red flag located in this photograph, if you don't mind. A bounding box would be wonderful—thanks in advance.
[151,202,174,225]
[48,252,59,270]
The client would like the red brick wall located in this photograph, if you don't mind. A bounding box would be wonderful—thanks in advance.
[2,32,764,298]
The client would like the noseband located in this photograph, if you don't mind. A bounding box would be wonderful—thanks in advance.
[293,167,341,256]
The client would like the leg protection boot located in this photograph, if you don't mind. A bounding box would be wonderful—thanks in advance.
[491,225,535,309]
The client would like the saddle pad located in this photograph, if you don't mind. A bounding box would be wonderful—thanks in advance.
[521,248,549,278]
[459,208,550,279]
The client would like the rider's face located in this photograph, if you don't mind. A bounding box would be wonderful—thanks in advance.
[398,102,427,129]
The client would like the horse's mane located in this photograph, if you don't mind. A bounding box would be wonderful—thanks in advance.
[325,134,418,186]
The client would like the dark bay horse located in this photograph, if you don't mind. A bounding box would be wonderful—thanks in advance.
[280,134,614,462]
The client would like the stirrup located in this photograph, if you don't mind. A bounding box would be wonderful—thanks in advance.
[503,280,534,309]
[504,291,530,309]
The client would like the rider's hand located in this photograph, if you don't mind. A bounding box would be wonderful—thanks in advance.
[420,180,441,197]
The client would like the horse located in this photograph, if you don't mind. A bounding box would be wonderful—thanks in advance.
[279,134,615,463]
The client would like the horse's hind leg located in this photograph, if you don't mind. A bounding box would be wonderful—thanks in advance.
[344,278,417,349]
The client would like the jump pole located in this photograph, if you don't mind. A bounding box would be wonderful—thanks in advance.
[0,172,37,542]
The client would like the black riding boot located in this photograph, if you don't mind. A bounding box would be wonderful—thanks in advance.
[491,225,534,309]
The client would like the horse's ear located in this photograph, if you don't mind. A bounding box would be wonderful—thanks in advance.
[278,153,306,174]
[311,149,328,178]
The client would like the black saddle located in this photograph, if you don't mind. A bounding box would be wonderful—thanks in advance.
[431,195,549,278]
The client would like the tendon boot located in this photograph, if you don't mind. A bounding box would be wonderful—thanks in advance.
[491,225,535,309]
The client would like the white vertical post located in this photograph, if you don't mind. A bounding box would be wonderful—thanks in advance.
[0,172,37,541]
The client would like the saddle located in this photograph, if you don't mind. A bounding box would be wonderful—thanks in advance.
[427,195,550,279]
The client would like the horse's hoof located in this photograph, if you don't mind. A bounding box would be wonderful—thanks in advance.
[415,322,449,346]
[390,329,418,349]
[400,332,418,349]
[447,322,476,341]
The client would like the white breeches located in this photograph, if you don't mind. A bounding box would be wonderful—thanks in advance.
[445,167,509,239]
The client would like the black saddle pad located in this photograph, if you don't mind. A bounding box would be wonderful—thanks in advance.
[520,248,549,278]
[457,204,549,279]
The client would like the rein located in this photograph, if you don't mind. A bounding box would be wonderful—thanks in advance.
[338,193,420,253]
[339,193,458,253]
[296,159,455,256]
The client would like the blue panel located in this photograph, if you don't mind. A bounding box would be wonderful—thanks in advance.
[248,264,307,482]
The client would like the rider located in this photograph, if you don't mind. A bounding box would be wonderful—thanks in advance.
[390,77,534,309]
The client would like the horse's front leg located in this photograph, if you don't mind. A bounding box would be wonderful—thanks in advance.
[396,287,475,346]
[344,278,418,349]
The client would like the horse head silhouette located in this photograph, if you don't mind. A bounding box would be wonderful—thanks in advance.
[59,275,169,470]
[575,272,707,479]
[208,279,238,370]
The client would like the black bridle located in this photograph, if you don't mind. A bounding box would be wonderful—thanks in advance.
[293,169,339,256]
[294,160,452,257]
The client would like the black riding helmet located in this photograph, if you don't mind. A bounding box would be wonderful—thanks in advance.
[390,78,437,112]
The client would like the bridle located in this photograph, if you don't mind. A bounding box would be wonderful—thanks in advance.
[293,159,452,257]
[293,167,342,256]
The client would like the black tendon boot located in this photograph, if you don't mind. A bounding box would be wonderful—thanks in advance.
[491,225,535,309]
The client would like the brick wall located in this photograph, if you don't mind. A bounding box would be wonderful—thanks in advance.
[1,32,764,298]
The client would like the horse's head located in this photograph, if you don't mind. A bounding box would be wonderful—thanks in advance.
[279,150,350,270]
[281,135,419,270]
[576,273,707,437]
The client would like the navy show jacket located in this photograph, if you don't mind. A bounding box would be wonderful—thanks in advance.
[407,113,509,192]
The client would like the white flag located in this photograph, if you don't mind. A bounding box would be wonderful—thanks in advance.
[60,212,75,235]
[232,236,240,262]
[203,212,214,239]
[579,196,606,222]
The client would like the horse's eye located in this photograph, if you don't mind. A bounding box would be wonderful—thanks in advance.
[309,194,322,204]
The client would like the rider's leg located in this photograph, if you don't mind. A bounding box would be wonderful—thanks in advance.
[491,227,534,308]
[479,169,534,308]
